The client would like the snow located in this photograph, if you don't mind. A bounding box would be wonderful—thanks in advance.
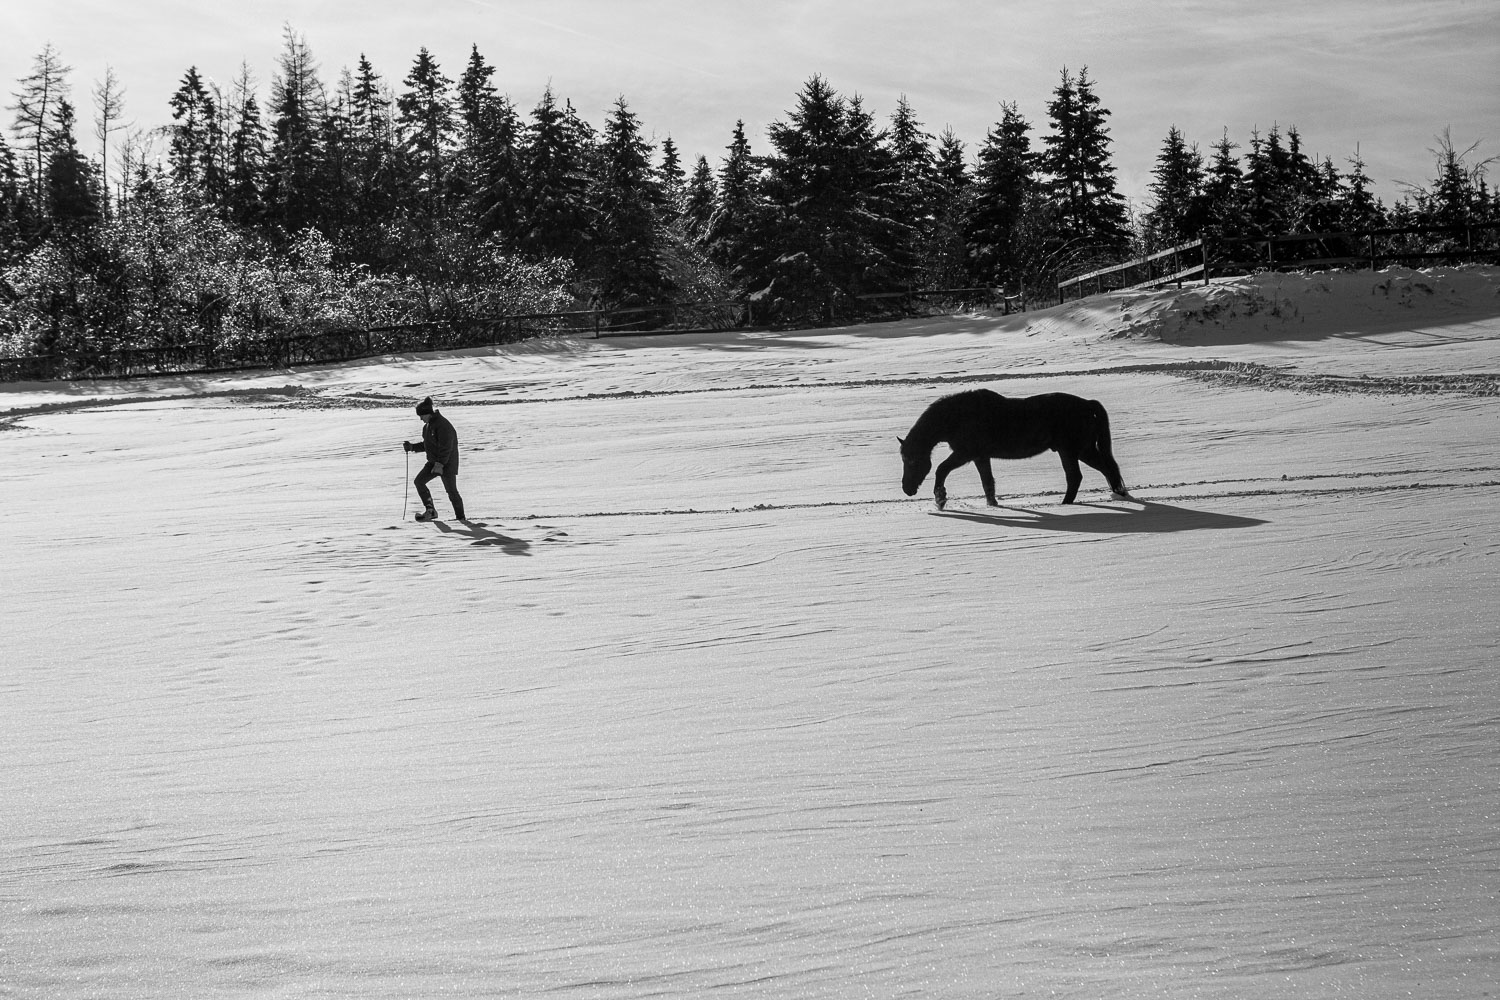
[3,267,1498,999]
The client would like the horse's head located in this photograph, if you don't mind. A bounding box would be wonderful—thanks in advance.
[897,436,929,496]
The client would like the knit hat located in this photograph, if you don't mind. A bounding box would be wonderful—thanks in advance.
[415,397,434,416]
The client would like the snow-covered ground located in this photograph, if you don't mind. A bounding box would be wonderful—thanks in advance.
[3,267,1498,999]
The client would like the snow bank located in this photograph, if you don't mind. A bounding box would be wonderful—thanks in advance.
[1059,265,1500,345]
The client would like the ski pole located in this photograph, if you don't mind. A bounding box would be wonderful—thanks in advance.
[403,446,410,520]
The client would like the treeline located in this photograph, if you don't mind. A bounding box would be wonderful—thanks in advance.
[2,29,1496,365]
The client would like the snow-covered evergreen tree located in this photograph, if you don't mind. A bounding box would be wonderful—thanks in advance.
[264,26,325,235]
[590,96,672,307]
[395,47,455,214]
[967,101,1036,283]
[1040,66,1129,254]
[517,85,592,262]
[1143,125,1205,248]
[682,154,716,240]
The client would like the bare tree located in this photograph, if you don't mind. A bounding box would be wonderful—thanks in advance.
[93,65,131,213]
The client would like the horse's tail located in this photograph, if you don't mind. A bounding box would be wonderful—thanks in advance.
[1088,399,1116,457]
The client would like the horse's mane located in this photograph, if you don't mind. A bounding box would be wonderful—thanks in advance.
[904,389,997,457]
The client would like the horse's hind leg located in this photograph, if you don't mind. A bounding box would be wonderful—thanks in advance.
[933,452,971,510]
[1081,445,1130,497]
[974,457,999,506]
[1058,450,1083,504]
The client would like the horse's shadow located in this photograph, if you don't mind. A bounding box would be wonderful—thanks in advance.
[933,500,1266,534]
[432,520,533,554]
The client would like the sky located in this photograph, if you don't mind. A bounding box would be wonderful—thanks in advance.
[4,0,1497,210]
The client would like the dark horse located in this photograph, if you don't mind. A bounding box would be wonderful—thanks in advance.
[898,389,1134,509]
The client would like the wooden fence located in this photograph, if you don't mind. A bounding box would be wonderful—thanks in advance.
[0,286,1022,382]
[1058,221,1500,303]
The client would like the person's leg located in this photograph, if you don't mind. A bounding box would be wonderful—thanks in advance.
[440,466,465,520]
[414,462,438,514]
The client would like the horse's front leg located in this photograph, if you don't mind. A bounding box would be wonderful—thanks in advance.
[974,457,998,506]
[933,451,971,510]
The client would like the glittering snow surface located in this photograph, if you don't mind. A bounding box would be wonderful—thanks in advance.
[3,267,1498,998]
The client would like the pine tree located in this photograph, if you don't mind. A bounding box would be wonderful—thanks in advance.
[1306,154,1343,233]
[1285,125,1322,228]
[517,85,592,261]
[453,45,498,204]
[1339,145,1382,231]
[590,96,672,307]
[1426,129,1488,227]
[348,54,396,224]
[758,75,848,310]
[705,119,758,272]
[455,45,496,151]
[756,76,905,314]
[1040,66,1129,253]
[46,98,101,232]
[469,93,524,241]
[1244,124,1303,232]
[264,25,325,235]
[682,154,716,239]
[967,101,1036,283]
[396,47,456,214]
[315,80,356,239]
[657,135,685,208]
[935,127,969,193]
[1202,128,1246,238]
[843,93,907,289]
[350,54,391,151]
[919,127,971,288]
[887,95,941,245]
[168,66,222,199]
[1143,124,1205,248]
[226,83,267,227]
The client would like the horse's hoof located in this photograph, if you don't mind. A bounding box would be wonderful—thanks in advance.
[1111,491,1136,502]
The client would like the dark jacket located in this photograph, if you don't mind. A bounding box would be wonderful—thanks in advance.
[412,411,458,467]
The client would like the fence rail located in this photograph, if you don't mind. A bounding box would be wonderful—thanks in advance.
[1058,221,1500,303]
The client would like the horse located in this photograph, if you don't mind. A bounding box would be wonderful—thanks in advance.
[898,388,1134,509]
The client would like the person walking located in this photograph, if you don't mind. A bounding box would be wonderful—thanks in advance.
[404,396,466,521]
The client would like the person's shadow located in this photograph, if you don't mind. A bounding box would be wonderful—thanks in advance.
[432,520,533,554]
[933,499,1266,534]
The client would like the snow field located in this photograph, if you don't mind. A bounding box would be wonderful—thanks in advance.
[2,268,1498,998]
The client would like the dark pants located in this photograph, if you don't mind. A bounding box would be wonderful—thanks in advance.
[415,457,465,519]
